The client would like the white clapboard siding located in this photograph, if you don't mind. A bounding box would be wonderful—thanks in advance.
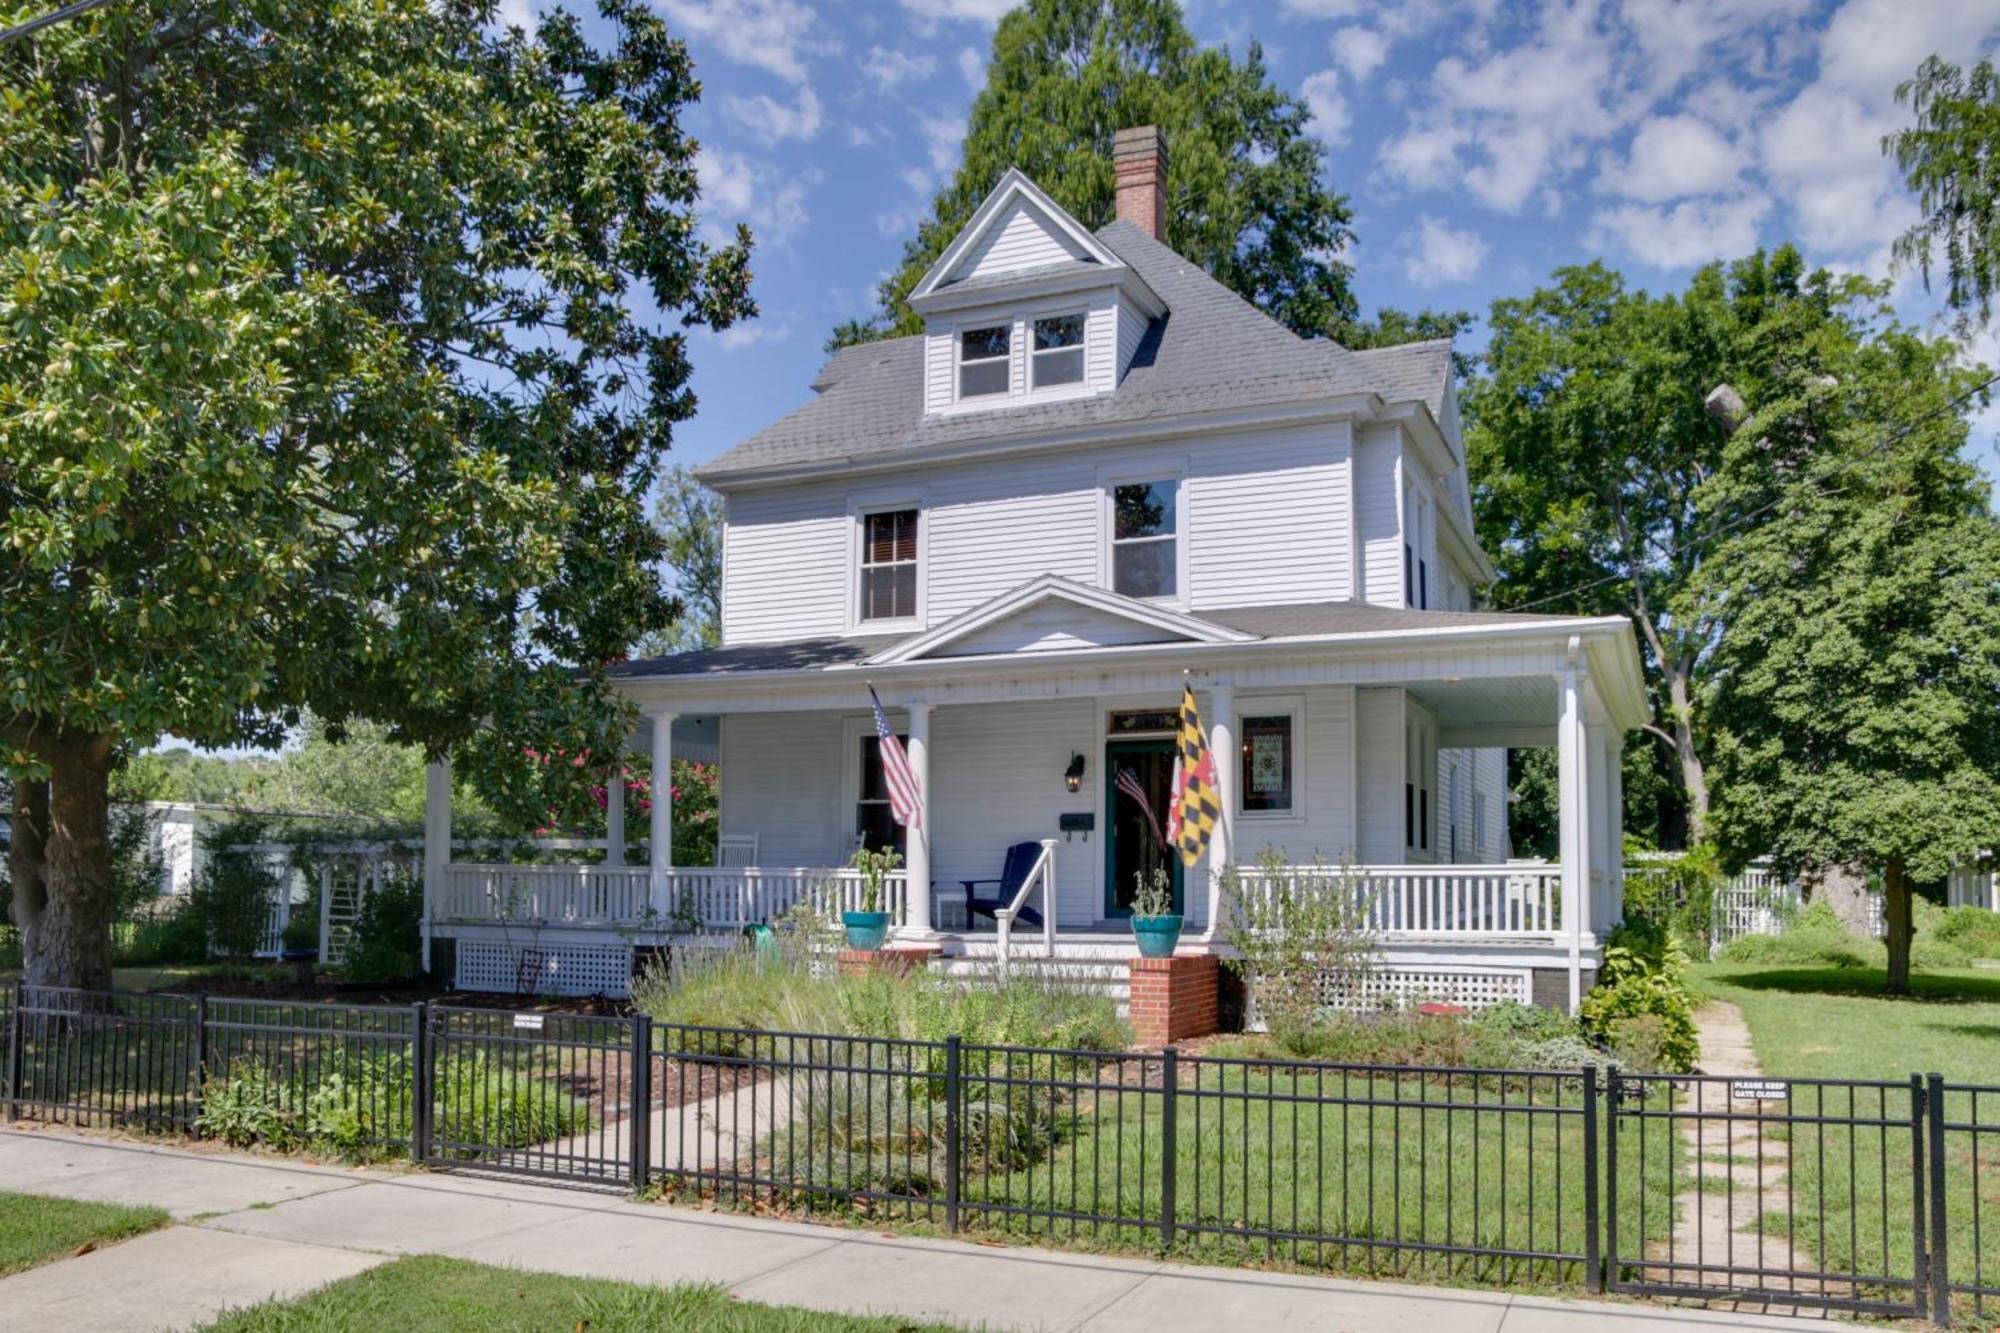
[1116,303,1151,381]
[1355,686,1406,863]
[929,697,1098,926]
[1354,422,1405,609]
[717,712,845,866]
[720,486,849,644]
[956,199,1089,282]
[1187,422,1351,607]
[719,423,1355,643]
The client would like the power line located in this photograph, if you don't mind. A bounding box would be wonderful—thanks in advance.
[1505,367,2000,613]
[0,0,117,45]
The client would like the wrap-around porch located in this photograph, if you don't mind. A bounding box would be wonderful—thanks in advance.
[423,617,1643,1011]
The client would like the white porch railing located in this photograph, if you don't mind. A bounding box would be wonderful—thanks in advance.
[1225,862,1565,938]
[438,863,909,932]
[994,838,1058,973]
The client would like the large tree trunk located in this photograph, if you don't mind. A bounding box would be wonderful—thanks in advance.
[14,734,119,991]
[1883,854,1913,996]
[8,775,50,976]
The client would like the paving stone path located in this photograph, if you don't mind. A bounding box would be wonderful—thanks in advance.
[1657,1001,1821,1312]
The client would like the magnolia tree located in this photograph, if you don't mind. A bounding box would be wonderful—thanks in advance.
[0,0,753,987]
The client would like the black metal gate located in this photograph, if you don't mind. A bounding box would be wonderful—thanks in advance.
[1605,1069,1931,1319]
[419,1005,646,1188]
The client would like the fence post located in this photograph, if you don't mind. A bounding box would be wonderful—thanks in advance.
[189,994,209,1137]
[1603,1065,1620,1291]
[1581,1065,1601,1294]
[630,1015,653,1190]
[943,1035,961,1234]
[1927,1072,1949,1324]
[5,981,22,1122]
[1160,1046,1178,1251]
[410,1002,432,1163]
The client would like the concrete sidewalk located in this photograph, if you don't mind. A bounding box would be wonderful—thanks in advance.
[0,1127,1850,1332]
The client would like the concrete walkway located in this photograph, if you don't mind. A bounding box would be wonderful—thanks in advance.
[0,1126,1855,1332]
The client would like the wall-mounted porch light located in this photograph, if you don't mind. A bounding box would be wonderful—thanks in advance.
[1064,752,1087,793]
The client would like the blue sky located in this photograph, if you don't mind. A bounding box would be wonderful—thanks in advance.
[496,0,2000,479]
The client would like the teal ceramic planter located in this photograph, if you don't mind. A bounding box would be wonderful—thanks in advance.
[842,910,891,951]
[1130,914,1183,959]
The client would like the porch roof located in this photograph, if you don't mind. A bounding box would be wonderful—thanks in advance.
[607,598,1599,681]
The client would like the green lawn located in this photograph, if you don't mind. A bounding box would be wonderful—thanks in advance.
[195,1255,966,1331]
[0,1190,170,1277]
[1689,963,2000,1315]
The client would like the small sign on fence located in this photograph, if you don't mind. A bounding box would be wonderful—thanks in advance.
[512,1013,545,1031]
[1730,1079,1788,1101]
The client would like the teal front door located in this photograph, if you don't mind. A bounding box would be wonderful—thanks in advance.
[1104,739,1184,919]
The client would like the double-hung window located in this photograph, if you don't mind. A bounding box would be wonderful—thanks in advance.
[859,508,918,622]
[1111,480,1178,599]
[958,324,1010,398]
[1031,313,1085,389]
[856,734,909,855]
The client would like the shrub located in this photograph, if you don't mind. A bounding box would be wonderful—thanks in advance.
[1579,915,1699,1073]
[190,840,281,964]
[1223,848,1378,1039]
[282,910,320,954]
[194,1050,587,1159]
[1934,905,2000,959]
[341,875,423,984]
[1719,900,1876,967]
[115,900,211,966]
[1623,844,1725,953]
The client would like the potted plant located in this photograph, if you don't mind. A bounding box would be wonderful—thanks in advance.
[843,847,900,950]
[279,910,320,985]
[1130,866,1182,958]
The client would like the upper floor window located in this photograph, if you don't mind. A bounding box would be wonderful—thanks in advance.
[1112,480,1178,599]
[958,325,1010,398]
[859,508,918,621]
[1031,313,1085,389]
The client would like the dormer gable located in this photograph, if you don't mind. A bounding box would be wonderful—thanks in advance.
[910,168,1165,417]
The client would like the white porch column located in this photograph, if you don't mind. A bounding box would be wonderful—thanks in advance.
[903,701,935,937]
[1206,683,1236,935]
[1556,652,1589,1014]
[1586,718,1612,935]
[1600,724,1624,930]
[422,759,451,973]
[649,711,676,914]
[605,772,626,868]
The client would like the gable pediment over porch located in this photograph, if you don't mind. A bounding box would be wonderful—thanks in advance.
[865,574,1255,665]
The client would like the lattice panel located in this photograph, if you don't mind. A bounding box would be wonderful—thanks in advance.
[1317,967,1532,1012]
[454,940,633,998]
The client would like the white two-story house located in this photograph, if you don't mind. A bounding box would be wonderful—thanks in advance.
[420,127,1648,1011]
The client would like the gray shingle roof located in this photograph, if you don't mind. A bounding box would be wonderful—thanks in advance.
[607,601,1589,681]
[695,219,1452,483]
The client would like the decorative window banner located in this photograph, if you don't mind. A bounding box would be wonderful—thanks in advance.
[1240,714,1293,811]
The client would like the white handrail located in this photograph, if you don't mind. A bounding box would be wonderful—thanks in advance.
[993,838,1058,976]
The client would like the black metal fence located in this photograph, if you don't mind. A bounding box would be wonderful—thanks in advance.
[4,983,1997,1325]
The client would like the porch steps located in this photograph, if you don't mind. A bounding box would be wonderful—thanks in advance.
[932,952,1134,1012]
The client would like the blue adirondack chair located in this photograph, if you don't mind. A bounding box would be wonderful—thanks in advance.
[962,840,1046,928]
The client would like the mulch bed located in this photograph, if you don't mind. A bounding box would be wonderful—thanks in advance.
[154,976,632,1016]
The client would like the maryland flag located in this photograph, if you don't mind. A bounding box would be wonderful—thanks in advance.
[1171,683,1220,867]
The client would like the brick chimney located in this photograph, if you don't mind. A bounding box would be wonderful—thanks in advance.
[1113,125,1169,242]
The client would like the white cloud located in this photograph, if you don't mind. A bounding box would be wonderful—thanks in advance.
[696,146,811,249]
[1759,84,1916,253]
[1329,26,1390,84]
[725,86,825,144]
[717,321,792,351]
[861,45,935,91]
[1380,119,1469,183]
[1588,195,1771,268]
[1302,70,1351,146]
[492,0,535,30]
[1815,0,2000,100]
[1404,215,1488,286]
[920,114,966,175]
[958,45,986,90]
[656,0,823,84]
[899,0,1016,21]
[1601,114,1747,202]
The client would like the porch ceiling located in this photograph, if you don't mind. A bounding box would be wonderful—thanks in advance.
[1408,676,1559,746]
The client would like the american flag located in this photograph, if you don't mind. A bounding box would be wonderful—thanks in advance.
[869,687,923,830]
[1115,766,1167,850]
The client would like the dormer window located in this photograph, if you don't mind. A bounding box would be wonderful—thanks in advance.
[1031,314,1085,388]
[958,325,1010,398]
